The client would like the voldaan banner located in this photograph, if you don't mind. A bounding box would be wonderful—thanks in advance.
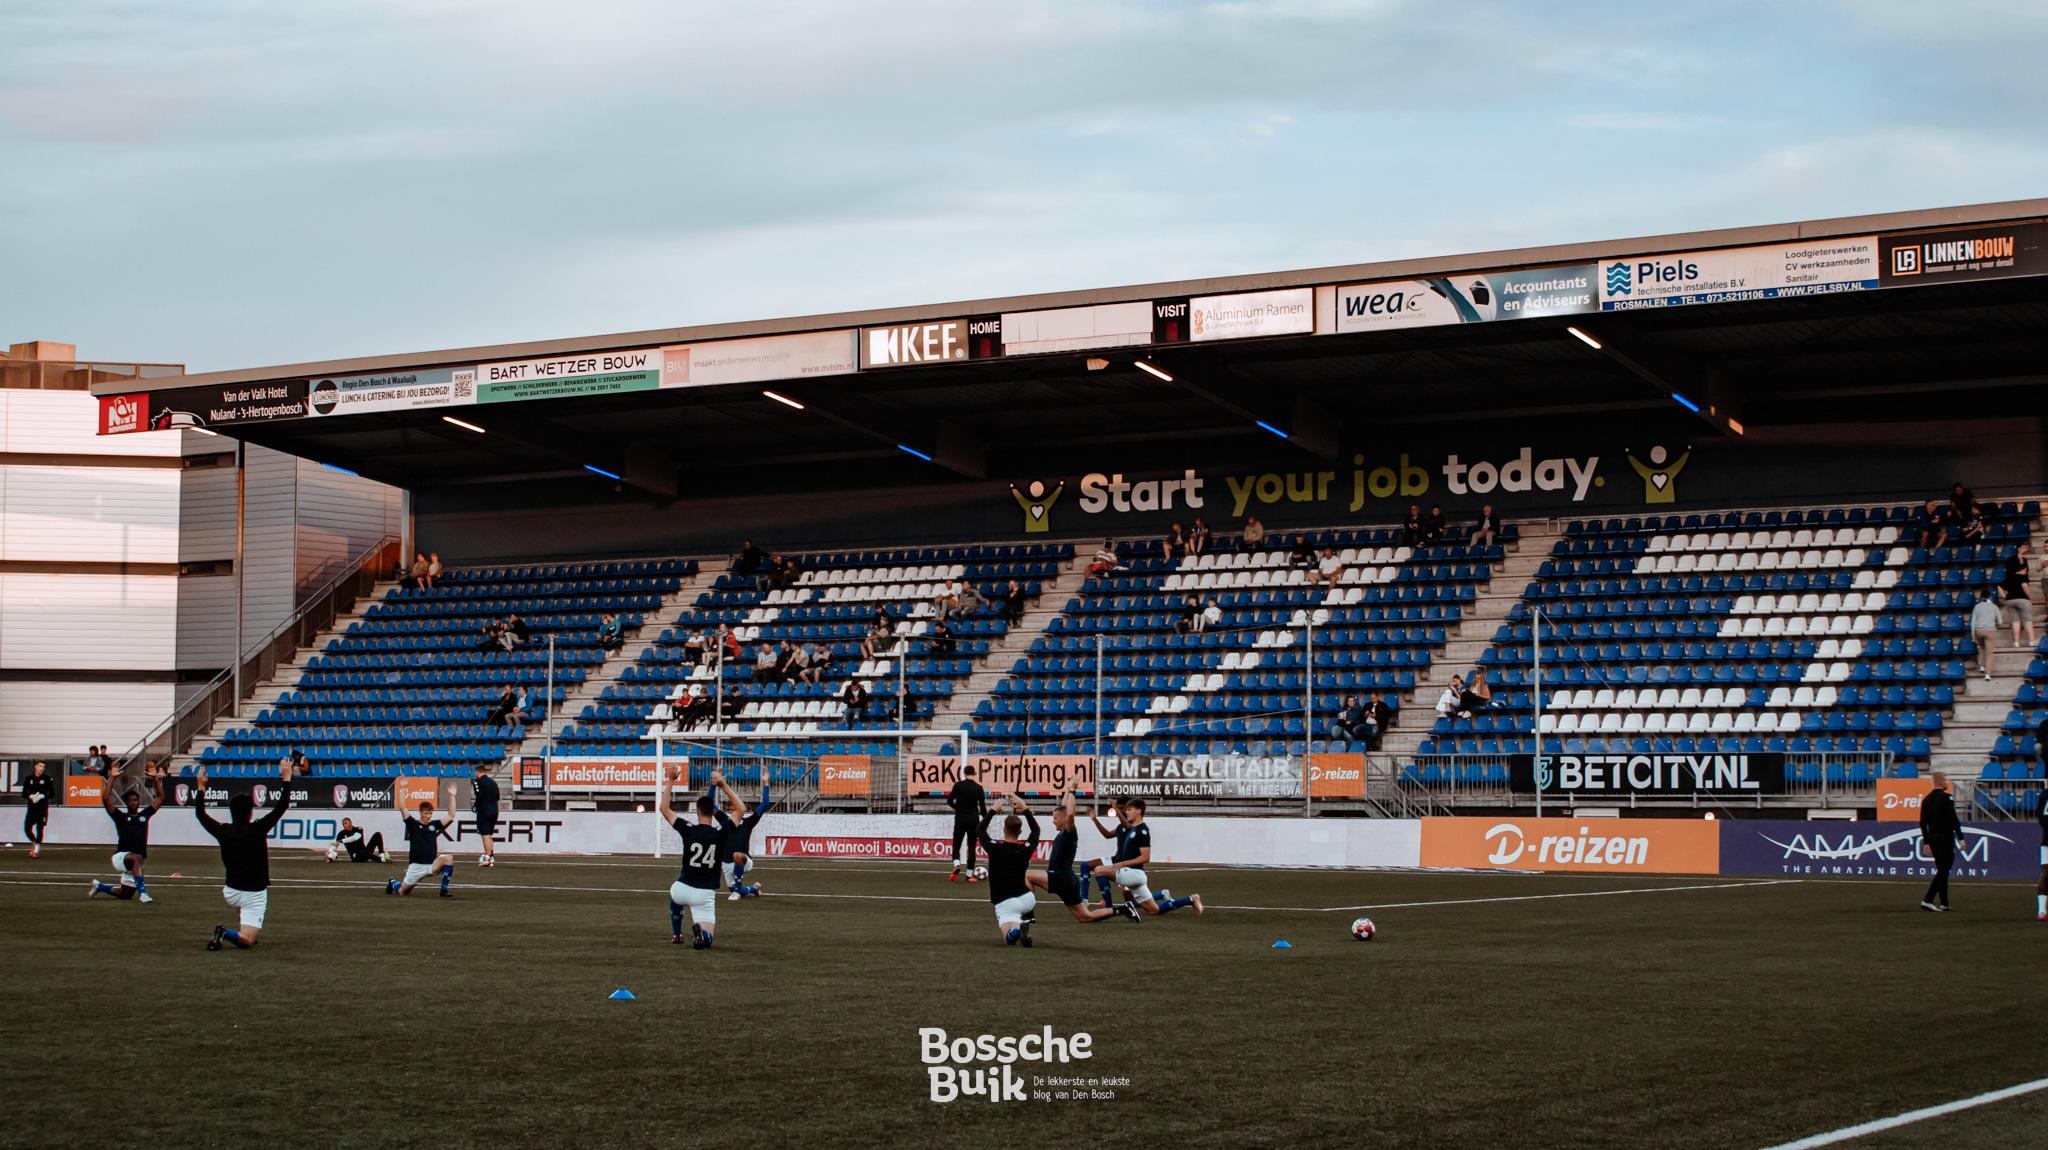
[1506,752,1786,797]
[1719,819,2039,880]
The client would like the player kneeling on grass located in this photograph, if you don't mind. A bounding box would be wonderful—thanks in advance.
[1027,786,1134,925]
[194,763,292,950]
[981,795,1041,946]
[387,802,455,897]
[658,764,723,949]
[1090,798,1201,918]
[89,773,163,904]
[326,818,388,863]
[712,771,768,901]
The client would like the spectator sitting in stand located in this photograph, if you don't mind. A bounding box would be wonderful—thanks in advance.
[505,613,534,647]
[1197,596,1221,632]
[754,643,782,684]
[930,618,958,655]
[402,552,429,590]
[1189,518,1211,555]
[426,553,441,589]
[485,684,519,728]
[1950,482,1974,522]
[780,641,809,683]
[1241,516,1266,548]
[1436,675,1464,719]
[803,642,831,685]
[513,685,539,724]
[1174,599,1199,635]
[933,580,962,621]
[1399,505,1425,547]
[713,623,741,664]
[761,554,791,592]
[995,579,1027,624]
[954,581,985,620]
[861,619,892,661]
[1457,668,1493,716]
[1958,501,1989,544]
[841,678,870,722]
[1288,535,1314,568]
[1308,547,1344,590]
[1333,695,1367,744]
[1365,692,1394,750]
[1913,499,1947,549]
[1087,540,1122,577]
[1472,505,1501,550]
[1420,505,1446,545]
[1163,523,1186,560]
[679,626,704,663]
[597,612,625,653]
[474,618,507,651]
[733,540,767,575]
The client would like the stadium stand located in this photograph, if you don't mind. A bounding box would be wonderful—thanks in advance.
[1412,502,2043,792]
[966,525,1514,756]
[184,560,694,777]
[547,545,1070,778]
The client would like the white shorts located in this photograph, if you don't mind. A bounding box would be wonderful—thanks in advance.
[721,861,750,887]
[224,887,268,929]
[669,881,717,925]
[994,891,1036,926]
[2040,846,2047,866]
[111,851,139,873]
[1114,867,1152,903]
[403,862,438,887]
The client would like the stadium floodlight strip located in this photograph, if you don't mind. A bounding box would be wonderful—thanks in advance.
[1566,326,1602,349]
[762,390,805,410]
[1670,392,1700,412]
[898,445,933,461]
[1256,421,1289,439]
[1134,361,1173,382]
[442,415,486,433]
[584,464,622,480]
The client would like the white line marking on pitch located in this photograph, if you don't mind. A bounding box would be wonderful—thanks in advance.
[1760,1076,2048,1148]
[1211,879,1797,913]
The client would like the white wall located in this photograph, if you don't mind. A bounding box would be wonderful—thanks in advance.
[0,465,181,563]
[0,389,181,457]
[0,682,176,754]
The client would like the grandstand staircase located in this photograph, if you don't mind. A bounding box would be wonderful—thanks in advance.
[509,563,725,764]
[927,552,1093,742]
[1377,520,1561,763]
[172,578,403,773]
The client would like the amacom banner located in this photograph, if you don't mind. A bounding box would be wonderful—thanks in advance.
[1719,819,2039,880]
[1507,752,1784,798]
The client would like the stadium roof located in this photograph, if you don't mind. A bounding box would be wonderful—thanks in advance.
[95,198,2048,497]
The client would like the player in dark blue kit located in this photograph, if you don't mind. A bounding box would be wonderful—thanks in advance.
[473,762,502,867]
[1085,797,1132,909]
[979,795,1041,946]
[90,775,162,903]
[386,801,455,896]
[659,764,725,948]
[1090,798,1201,917]
[1028,786,1133,925]
[712,771,768,901]
[20,760,55,859]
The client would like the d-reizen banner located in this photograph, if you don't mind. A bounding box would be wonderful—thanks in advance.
[1600,237,1879,310]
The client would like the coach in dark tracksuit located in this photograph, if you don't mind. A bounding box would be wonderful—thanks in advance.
[1919,772,1965,912]
[946,767,989,879]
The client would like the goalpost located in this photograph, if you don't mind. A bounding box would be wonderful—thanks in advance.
[638,724,976,825]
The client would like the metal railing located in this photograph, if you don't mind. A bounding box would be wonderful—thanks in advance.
[113,535,401,772]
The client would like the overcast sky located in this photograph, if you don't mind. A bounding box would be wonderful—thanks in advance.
[5,0,2044,373]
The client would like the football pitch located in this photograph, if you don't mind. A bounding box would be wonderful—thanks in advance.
[1,846,2043,1149]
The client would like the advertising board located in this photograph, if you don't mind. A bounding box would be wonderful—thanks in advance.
[1000,302,1153,357]
[1507,752,1785,797]
[308,366,476,417]
[1875,776,1936,821]
[860,319,977,368]
[1189,288,1314,342]
[1418,816,1720,874]
[98,380,311,433]
[476,349,661,404]
[1334,265,1598,334]
[819,755,872,796]
[546,758,668,791]
[659,330,857,388]
[1879,222,2047,286]
[1718,819,2038,879]
[908,755,1092,796]
[1598,237,1879,311]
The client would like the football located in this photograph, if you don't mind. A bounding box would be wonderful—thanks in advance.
[1351,918,1376,941]
[972,866,988,881]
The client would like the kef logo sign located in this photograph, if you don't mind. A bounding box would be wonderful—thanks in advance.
[98,393,145,435]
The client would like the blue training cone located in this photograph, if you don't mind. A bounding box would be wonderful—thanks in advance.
[1271,941,1292,948]
[609,989,636,999]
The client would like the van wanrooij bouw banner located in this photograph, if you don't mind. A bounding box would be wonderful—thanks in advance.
[1420,817,1720,874]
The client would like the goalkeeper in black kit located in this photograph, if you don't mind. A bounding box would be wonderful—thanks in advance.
[947,765,989,881]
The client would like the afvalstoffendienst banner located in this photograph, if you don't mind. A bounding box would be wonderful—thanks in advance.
[1717,819,2039,879]
[1507,752,1786,797]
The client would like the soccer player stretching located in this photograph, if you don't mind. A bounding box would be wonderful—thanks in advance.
[1085,797,1131,909]
[658,764,724,948]
[387,802,455,897]
[713,772,768,901]
[20,760,55,858]
[980,794,1041,946]
[194,763,292,950]
[947,765,989,881]
[1028,786,1133,925]
[89,774,162,903]
[326,818,388,863]
[1090,798,1201,917]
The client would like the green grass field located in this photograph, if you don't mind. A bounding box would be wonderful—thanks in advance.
[1,845,2043,1149]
